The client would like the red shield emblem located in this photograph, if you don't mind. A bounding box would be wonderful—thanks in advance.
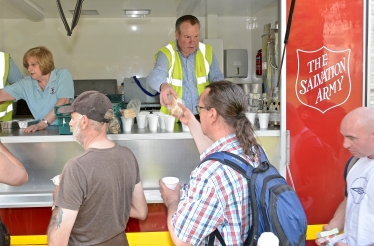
[295,46,351,114]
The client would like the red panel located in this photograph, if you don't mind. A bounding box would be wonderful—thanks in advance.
[286,0,364,225]
[0,204,167,235]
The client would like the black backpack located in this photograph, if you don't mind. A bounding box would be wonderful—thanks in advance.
[202,147,307,246]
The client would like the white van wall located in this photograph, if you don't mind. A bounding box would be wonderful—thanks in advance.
[0,4,277,85]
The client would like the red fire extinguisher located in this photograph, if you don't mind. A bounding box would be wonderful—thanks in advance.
[256,49,262,76]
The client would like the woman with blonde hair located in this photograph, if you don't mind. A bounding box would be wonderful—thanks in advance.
[0,46,74,132]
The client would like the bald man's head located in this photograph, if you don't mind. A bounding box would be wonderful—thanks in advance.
[340,107,374,158]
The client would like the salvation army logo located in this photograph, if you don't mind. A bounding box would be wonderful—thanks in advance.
[295,46,351,114]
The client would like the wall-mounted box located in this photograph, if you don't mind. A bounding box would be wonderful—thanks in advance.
[224,49,248,78]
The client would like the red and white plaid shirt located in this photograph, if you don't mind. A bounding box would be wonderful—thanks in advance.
[173,133,260,246]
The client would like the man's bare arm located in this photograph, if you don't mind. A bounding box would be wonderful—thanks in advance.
[0,142,28,186]
[129,182,148,220]
[48,206,78,246]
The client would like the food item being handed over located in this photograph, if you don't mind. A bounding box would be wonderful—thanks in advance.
[167,94,183,118]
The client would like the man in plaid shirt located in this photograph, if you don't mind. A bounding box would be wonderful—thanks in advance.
[160,81,262,245]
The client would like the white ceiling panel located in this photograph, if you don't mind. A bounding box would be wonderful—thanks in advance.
[1,0,277,20]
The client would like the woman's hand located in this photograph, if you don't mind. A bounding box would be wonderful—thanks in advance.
[24,121,48,132]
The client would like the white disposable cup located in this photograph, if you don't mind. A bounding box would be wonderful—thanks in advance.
[164,115,175,132]
[257,232,279,246]
[139,111,150,127]
[121,117,133,132]
[147,114,159,132]
[162,177,179,190]
[181,123,190,132]
[136,114,146,129]
[245,112,256,126]
[158,114,166,129]
[258,113,270,129]
[153,112,164,127]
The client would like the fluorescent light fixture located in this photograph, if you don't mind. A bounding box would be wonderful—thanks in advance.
[0,0,44,21]
[124,9,151,16]
[69,10,99,15]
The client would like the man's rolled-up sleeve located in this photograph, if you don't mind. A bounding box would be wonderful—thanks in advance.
[172,178,224,246]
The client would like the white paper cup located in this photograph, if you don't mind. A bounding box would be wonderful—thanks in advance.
[153,112,164,127]
[258,113,270,129]
[162,177,179,190]
[136,114,146,129]
[245,112,256,126]
[139,111,150,127]
[147,114,159,132]
[181,123,190,132]
[164,115,175,132]
[121,116,133,132]
[158,114,166,129]
[257,232,279,246]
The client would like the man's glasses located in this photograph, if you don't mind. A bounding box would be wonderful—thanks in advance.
[195,105,206,114]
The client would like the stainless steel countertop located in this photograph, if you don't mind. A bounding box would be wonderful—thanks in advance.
[0,124,280,143]
[0,123,280,208]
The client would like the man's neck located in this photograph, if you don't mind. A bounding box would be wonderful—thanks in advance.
[83,132,114,150]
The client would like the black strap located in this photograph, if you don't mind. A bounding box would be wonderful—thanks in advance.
[0,217,10,246]
[132,76,160,97]
[346,157,359,178]
[344,156,359,196]
[56,0,84,36]
[208,229,226,246]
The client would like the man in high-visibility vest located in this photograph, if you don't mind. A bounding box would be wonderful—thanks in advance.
[147,15,224,116]
[0,51,23,121]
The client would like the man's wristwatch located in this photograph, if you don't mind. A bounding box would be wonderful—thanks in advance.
[42,119,50,126]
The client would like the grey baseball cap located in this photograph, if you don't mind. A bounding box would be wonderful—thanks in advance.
[58,91,112,123]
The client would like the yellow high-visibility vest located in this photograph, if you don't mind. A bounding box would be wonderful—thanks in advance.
[157,41,213,115]
[0,52,13,121]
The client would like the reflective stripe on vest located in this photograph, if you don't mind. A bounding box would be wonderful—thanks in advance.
[163,42,211,87]
[0,52,13,121]
[0,103,13,117]
[164,44,182,87]
[0,52,6,89]
[158,42,212,115]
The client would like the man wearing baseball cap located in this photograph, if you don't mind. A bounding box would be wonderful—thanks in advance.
[48,91,147,246]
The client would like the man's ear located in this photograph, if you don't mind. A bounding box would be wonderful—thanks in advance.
[81,115,89,129]
[210,108,219,123]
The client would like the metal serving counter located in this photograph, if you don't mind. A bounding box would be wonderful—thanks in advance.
[0,124,280,208]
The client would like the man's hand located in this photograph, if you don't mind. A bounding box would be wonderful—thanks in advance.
[24,121,48,133]
[160,83,177,107]
[177,103,194,124]
[334,243,348,246]
[159,179,180,209]
[315,225,334,246]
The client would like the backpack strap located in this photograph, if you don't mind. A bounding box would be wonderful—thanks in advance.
[344,156,359,180]
[208,229,226,246]
[343,156,359,197]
